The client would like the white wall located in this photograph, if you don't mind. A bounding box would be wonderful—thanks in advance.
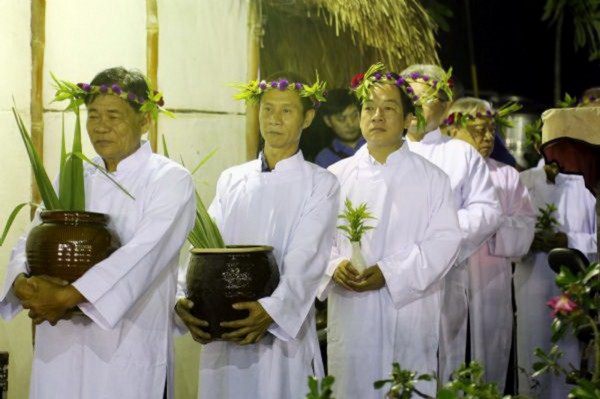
[0,1,248,398]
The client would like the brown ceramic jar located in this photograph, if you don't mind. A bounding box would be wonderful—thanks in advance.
[186,245,280,339]
[26,210,120,282]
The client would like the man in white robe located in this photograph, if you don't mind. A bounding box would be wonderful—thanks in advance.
[0,67,195,399]
[448,97,536,391]
[515,159,596,398]
[318,69,462,398]
[175,72,339,399]
[401,64,501,383]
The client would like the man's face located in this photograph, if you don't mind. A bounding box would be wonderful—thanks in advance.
[360,84,411,149]
[86,94,148,170]
[259,89,315,151]
[407,81,449,133]
[324,104,361,143]
[454,118,495,158]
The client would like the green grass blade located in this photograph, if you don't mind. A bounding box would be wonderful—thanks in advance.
[73,152,135,200]
[0,202,29,246]
[161,135,170,158]
[11,106,61,209]
[70,110,85,210]
[191,148,219,176]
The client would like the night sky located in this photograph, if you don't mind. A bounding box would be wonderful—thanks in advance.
[436,0,598,109]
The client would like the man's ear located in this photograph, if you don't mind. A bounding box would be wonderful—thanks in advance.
[302,109,316,130]
[447,126,459,138]
[139,112,152,134]
[323,115,332,128]
[404,113,415,130]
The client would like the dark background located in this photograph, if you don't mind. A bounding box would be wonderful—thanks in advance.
[436,0,598,108]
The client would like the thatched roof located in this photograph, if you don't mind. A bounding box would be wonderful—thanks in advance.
[261,0,440,88]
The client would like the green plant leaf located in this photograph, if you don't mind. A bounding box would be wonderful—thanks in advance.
[0,202,30,246]
[11,105,61,210]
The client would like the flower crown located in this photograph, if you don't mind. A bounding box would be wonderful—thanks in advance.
[350,63,454,132]
[232,74,327,108]
[51,73,173,120]
[443,102,522,135]
[558,92,599,108]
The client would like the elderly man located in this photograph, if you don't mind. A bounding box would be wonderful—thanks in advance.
[0,67,195,399]
[401,64,501,383]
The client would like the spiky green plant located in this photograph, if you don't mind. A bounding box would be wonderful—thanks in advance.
[536,203,560,232]
[0,76,133,246]
[306,375,335,399]
[161,137,224,249]
[337,198,376,243]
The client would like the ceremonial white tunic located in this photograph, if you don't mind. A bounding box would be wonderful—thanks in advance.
[468,158,535,391]
[406,129,501,382]
[0,142,196,399]
[515,165,596,398]
[180,152,339,399]
[319,144,461,398]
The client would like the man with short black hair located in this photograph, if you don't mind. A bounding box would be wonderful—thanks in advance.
[176,72,339,399]
[319,63,461,398]
[314,89,364,168]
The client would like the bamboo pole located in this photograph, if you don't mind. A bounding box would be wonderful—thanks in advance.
[245,0,262,160]
[146,0,159,152]
[30,0,46,218]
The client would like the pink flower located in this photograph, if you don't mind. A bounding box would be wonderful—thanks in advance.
[547,294,577,317]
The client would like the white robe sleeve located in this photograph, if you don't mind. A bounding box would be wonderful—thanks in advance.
[258,173,339,341]
[73,170,196,329]
[377,174,461,308]
[489,168,536,258]
[456,151,502,262]
[566,187,596,255]
[316,237,344,301]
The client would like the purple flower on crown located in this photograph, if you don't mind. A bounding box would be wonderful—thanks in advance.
[270,81,278,88]
[406,86,414,94]
[374,73,382,80]
[422,76,430,82]
[278,79,289,91]
[81,83,91,92]
[127,92,137,102]
[258,81,268,90]
[396,77,406,86]
[386,73,393,80]
[432,80,438,87]
[111,84,122,94]
[294,82,303,91]
[486,110,493,117]
[412,95,419,102]
[410,72,421,80]
[99,84,108,93]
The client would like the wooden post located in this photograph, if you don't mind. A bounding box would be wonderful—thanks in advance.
[146,0,159,152]
[30,0,46,217]
[245,0,262,160]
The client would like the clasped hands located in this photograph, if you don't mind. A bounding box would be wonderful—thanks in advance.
[332,259,385,292]
[175,299,273,346]
[13,273,85,325]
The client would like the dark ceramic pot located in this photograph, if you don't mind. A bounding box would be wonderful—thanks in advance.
[186,245,280,339]
[26,210,120,282]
